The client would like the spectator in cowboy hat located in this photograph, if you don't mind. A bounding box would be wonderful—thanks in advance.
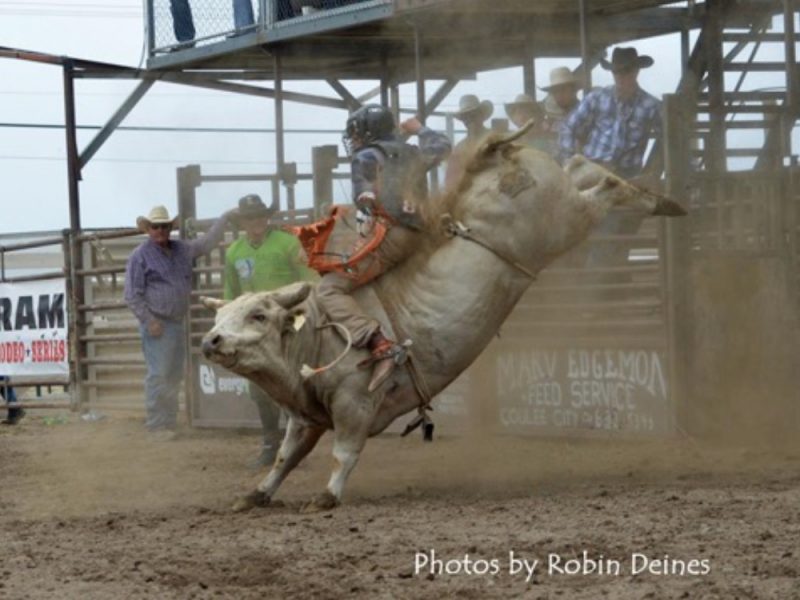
[559,47,660,177]
[503,93,550,153]
[125,204,235,440]
[224,194,318,467]
[559,46,663,276]
[540,66,581,154]
[445,94,494,189]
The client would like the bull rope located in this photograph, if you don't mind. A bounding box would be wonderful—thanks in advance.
[440,215,536,280]
[299,322,353,379]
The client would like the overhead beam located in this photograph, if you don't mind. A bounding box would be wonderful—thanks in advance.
[358,85,382,104]
[326,79,361,111]
[79,79,154,169]
[424,79,459,116]
[156,73,349,109]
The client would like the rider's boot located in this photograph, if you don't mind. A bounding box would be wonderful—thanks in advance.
[367,331,397,392]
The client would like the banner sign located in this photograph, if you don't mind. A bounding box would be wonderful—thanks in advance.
[0,279,69,377]
[192,357,262,427]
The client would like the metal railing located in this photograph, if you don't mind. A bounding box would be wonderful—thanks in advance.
[148,0,391,54]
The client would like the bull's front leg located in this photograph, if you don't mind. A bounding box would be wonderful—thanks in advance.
[302,396,371,513]
[232,416,324,512]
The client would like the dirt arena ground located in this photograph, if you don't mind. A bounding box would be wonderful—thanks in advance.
[1,412,799,599]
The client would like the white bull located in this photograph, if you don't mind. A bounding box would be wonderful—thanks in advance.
[202,135,685,512]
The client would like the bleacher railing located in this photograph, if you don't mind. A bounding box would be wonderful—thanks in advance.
[148,0,391,55]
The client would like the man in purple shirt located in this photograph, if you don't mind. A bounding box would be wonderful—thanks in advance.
[125,204,233,438]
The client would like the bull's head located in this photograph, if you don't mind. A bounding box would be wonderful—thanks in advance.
[200,282,311,376]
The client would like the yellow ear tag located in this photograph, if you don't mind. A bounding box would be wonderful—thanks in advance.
[292,314,306,332]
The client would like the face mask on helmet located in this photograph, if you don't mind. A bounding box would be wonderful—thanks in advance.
[342,105,395,156]
[342,115,363,157]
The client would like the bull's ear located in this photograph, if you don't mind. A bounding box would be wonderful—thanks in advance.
[272,282,312,309]
[201,296,227,312]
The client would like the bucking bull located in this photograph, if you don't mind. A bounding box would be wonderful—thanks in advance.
[201,132,685,513]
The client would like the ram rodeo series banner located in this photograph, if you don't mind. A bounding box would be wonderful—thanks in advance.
[0,279,68,377]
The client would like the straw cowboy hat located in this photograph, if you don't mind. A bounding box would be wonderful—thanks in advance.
[504,93,542,118]
[136,205,178,232]
[452,94,494,122]
[601,47,654,72]
[540,67,580,91]
[232,193,277,225]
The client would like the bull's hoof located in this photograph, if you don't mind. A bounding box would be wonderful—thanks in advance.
[300,491,340,513]
[232,490,270,513]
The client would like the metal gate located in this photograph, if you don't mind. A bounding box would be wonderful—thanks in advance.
[180,151,348,427]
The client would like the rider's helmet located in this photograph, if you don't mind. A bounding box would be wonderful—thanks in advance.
[343,104,396,155]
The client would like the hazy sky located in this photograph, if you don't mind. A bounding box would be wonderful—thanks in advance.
[0,2,792,235]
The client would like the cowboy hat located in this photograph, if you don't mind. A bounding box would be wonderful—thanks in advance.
[231,194,278,226]
[504,93,542,118]
[601,47,654,72]
[540,66,580,91]
[136,205,178,232]
[452,94,494,122]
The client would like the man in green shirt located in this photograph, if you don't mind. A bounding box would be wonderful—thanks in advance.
[224,194,318,467]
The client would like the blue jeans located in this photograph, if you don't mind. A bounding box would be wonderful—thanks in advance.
[233,0,255,28]
[170,0,195,42]
[1,376,19,420]
[140,320,185,431]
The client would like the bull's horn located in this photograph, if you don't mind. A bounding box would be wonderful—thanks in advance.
[201,296,227,311]
[272,282,312,309]
[484,119,536,153]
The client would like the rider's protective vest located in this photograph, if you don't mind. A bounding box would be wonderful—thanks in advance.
[362,139,429,230]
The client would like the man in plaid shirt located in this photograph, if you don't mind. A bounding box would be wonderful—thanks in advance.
[559,47,663,270]
[125,204,234,439]
[560,47,662,177]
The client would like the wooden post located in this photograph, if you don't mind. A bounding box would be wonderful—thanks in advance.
[274,51,291,209]
[177,164,202,426]
[63,229,81,411]
[705,0,726,172]
[523,37,536,99]
[380,51,390,106]
[662,94,693,436]
[578,0,592,93]
[312,145,338,217]
[784,0,797,116]
[63,61,88,412]
[390,85,400,125]
[705,0,726,251]
[413,24,425,124]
